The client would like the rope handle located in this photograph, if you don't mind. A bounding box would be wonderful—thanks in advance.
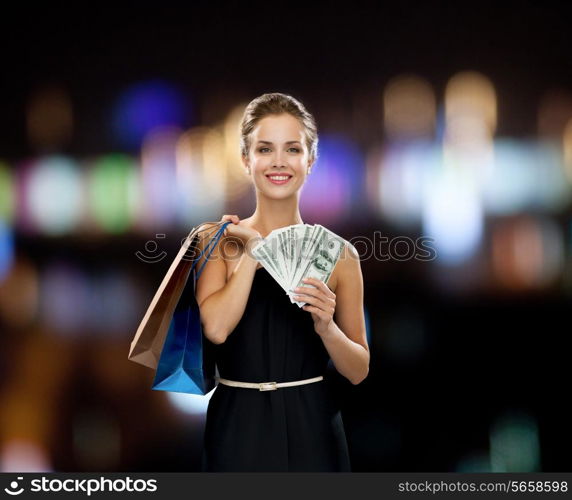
[189,220,232,281]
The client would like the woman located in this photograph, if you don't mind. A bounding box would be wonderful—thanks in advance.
[195,93,369,471]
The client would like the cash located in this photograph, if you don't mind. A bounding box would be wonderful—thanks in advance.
[251,224,346,308]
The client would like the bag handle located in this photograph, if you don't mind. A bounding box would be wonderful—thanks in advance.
[187,220,226,241]
[192,221,232,281]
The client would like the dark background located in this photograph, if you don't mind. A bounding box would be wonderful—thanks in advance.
[0,2,570,472]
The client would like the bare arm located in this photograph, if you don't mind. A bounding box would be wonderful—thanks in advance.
[321,242,370,385]
[194,223,259,344]
[292,241,370,385]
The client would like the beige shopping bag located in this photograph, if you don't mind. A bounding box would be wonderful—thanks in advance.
[128,222,223,369]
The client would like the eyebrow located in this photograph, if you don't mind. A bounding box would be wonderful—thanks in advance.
[256,140,301,145]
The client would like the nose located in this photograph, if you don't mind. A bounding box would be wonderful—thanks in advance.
[273,149,286,168]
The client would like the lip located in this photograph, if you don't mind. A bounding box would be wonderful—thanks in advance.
[265,174,293,185]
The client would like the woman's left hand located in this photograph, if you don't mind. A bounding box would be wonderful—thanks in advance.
[292,277,336,338]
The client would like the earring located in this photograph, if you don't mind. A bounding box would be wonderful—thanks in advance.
[247,166,251,175]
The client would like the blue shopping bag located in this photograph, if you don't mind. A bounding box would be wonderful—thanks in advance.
[151,221,231,395]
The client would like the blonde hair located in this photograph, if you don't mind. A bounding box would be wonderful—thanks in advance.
[239,92,318,162]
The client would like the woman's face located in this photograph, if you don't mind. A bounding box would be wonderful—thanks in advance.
[244,113,312,198]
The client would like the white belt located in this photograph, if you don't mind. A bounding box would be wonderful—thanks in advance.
[217,375,324,391]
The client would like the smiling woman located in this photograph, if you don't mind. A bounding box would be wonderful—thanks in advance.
[196,92,369,472]
[244,110,314,194]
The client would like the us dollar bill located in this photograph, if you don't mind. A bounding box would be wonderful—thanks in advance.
[251,241,288,291]
[287,225,345,307]
[251,223,346,307]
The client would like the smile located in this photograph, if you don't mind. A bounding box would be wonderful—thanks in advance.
[265,174,293,185]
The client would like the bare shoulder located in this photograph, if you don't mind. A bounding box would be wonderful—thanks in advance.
[194,223,231,307]
[194,222,220,238]
[194,222,223,251]
[330,240,361,292]
[193,222,229,271]
[195,222,250,276]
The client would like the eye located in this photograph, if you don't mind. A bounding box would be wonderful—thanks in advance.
[258,147,271,153]
[288,147,301,153]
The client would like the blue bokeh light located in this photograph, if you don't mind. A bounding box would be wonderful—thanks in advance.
[111,79,190,150]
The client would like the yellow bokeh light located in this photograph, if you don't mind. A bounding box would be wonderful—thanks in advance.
[383,74,436,139]
[222,103,251,201]
[445,71,497,144]
[537,88,572,139]
[26,85,73,152]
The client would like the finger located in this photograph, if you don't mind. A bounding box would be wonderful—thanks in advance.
[302,304,318,314]
[290,284,319,297]
[292,294,327,309]
[292,294,316,305]
[293,283,331,304]
[302,305,330,320]
[303,277,335,298]
[303,277,331,296]
[221,216,235,236]
[222,215,239,224]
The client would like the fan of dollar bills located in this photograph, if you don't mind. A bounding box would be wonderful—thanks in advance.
[251,224,346,308]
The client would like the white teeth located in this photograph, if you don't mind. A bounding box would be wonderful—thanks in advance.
[268,175,290,181]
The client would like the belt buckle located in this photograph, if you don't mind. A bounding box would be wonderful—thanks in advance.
[259,381,277,391]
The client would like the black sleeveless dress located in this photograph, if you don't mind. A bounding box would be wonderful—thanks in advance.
[201,267,351,472]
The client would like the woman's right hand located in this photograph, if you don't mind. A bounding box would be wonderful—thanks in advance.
[219,215,262,247]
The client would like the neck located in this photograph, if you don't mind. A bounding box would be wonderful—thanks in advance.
[249,193,304,237]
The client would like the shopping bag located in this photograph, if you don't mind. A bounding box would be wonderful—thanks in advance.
[128,221,229,369]
[151,221,230,395]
